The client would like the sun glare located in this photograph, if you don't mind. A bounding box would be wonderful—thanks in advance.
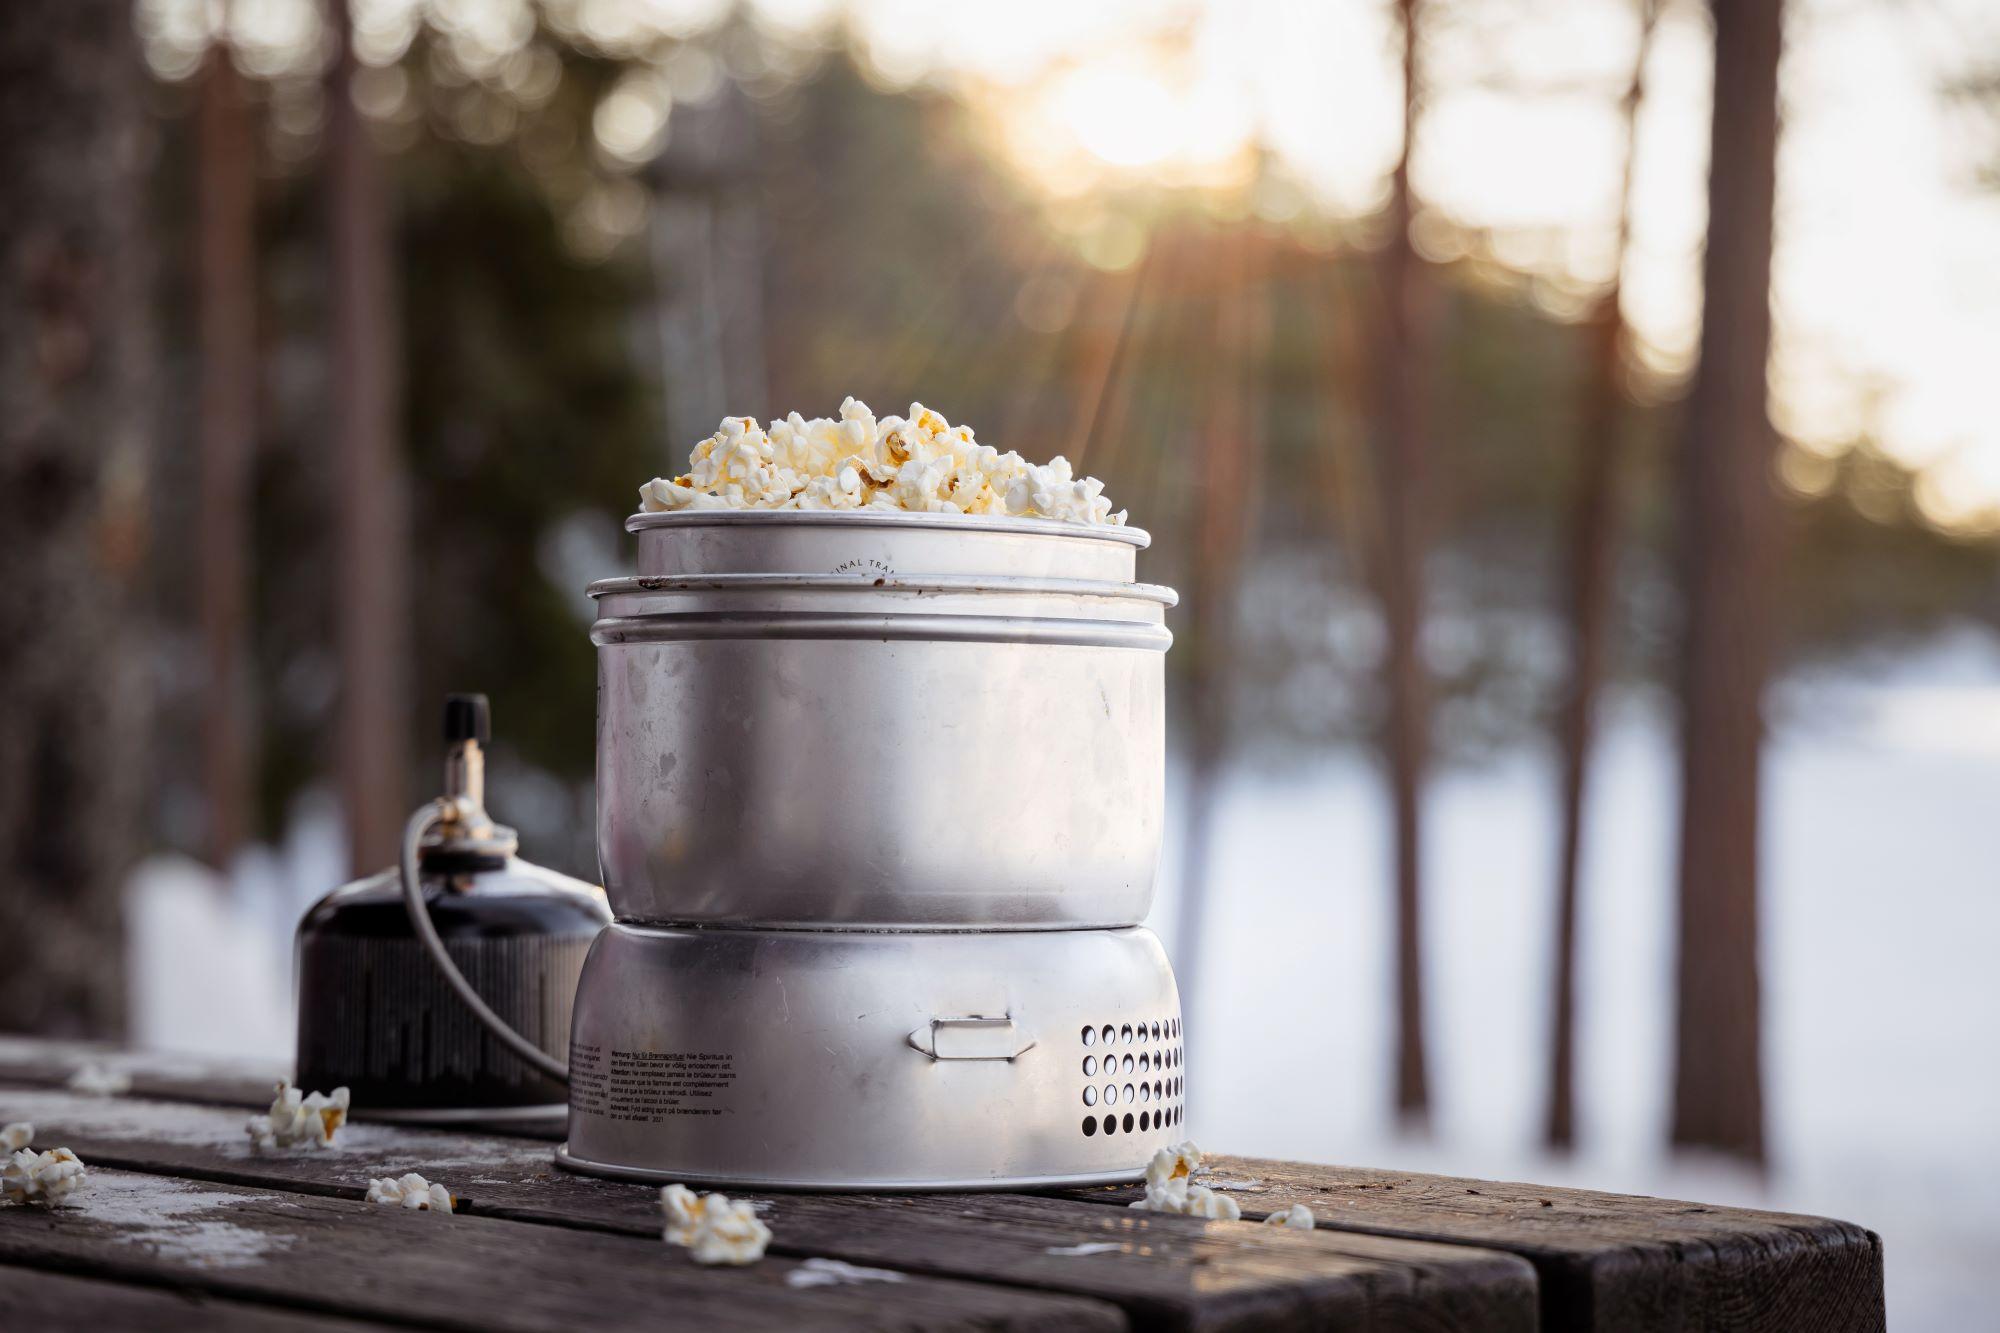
[1057,66,1181,168]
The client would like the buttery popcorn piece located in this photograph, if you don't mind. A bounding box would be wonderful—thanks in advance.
[3,1146,88,1207]
[0,1123,30,1152]
[639,399,1127,526]
[1128,1140,1242,1220]
[660,1183,771,1265]
[366,1172,455,1212]
[245,1081,351,1150]
[1263,1203,1315,1230]
[1182,1184,1243,1220]
[1145,1140,1202,1190]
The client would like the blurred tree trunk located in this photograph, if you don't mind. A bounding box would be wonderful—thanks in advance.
[1174,230,1270,1027]
[0,0,155,1035]
[1545,0,1660,1152]
[327,0,409,873]
[198,36,257,868]
[1374,0,1435,1124]
[650,79,765,455]
[1671,0,1783,1164]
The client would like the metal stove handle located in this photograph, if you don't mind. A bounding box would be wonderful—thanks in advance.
[399,799,570,1085]
[907,1017,1035,1060]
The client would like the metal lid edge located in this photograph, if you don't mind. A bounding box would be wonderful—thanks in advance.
[623,508,1152,549]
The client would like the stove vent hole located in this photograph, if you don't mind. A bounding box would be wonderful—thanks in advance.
[1080,1014,1186,1137]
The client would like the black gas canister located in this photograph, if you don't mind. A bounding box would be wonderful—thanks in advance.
[293,695,608,1123]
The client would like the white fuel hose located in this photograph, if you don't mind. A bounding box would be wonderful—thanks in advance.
[398,800,570,1085]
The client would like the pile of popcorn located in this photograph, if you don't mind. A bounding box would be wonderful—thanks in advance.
[2,1123,89,1208]
[367,1171,454,1213]
[639,399,1126,527]
[660,1183,772,1265]
[245,1081,351,1150]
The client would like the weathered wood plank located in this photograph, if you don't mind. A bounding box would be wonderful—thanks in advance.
[0,1084,1539,1332]
[1056,1154,1885,1333]
[1,1264,392,1331]
[0,1037,564,1140]
[8,1039,1887,1331]
[0,1166,1123,1332]
[0,1036,284,1108]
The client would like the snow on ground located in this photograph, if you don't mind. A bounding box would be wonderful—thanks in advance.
[1153,638,2000,1331]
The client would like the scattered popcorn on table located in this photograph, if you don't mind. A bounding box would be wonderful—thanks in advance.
[639,399,1126,527]
[245,1081,350,1150]
[660,1183,772,1266]
[366,1172,454,1213]
[1263,1203,1316,1231]
[1128,1141,1243,1220]
[66,1064,133,1096]
[1,1123,30,1152]
[784,1256,907,1288]
[3,1146,88,1207]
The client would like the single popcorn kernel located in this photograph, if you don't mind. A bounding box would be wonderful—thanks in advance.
[637,399,1126,526]
[1145,1141,1201,1190]
[0,1123,30,1152]
[1129,1141,1242,1220]
[1264,1203,1315,1231]
[246,1080,351,1150]
[2,1145,88,1208]
[366,1172,455,1213]
[660,1182,771,1266]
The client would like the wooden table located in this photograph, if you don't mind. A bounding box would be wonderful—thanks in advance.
[0,1038,1884,1331]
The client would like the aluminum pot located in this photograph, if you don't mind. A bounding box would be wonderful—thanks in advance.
[591,511,1176,929]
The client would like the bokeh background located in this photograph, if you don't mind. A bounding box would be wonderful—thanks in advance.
[3,0,1998,1324]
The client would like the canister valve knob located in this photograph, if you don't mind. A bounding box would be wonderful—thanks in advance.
[443,693,490,746]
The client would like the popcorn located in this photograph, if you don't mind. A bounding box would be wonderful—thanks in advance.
[366,1172,455,1213]
[639,399,1127,527]
[67,1064,132,1095]
[3,1146,88,1207]
[1132,1180,1242,1220]
[1145,1141,1202,1191]
[1128,1140,1241,1220]
[660,1183,772,1265]
[1263,1203,1316,1230]
[245,1081,350,1150]
[1,1123,30,1152]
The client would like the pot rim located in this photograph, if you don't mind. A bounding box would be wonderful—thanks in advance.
[586,572,1179,606]
[625,508,1152,548]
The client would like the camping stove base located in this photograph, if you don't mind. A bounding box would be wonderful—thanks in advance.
[556,922,1187,1191]
[551,1143,1146,1193]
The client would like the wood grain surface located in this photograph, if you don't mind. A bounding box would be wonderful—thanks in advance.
[1057,1154,1885,1333]
[0,1084,1538,1332]
[0,1040,1887,1332]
